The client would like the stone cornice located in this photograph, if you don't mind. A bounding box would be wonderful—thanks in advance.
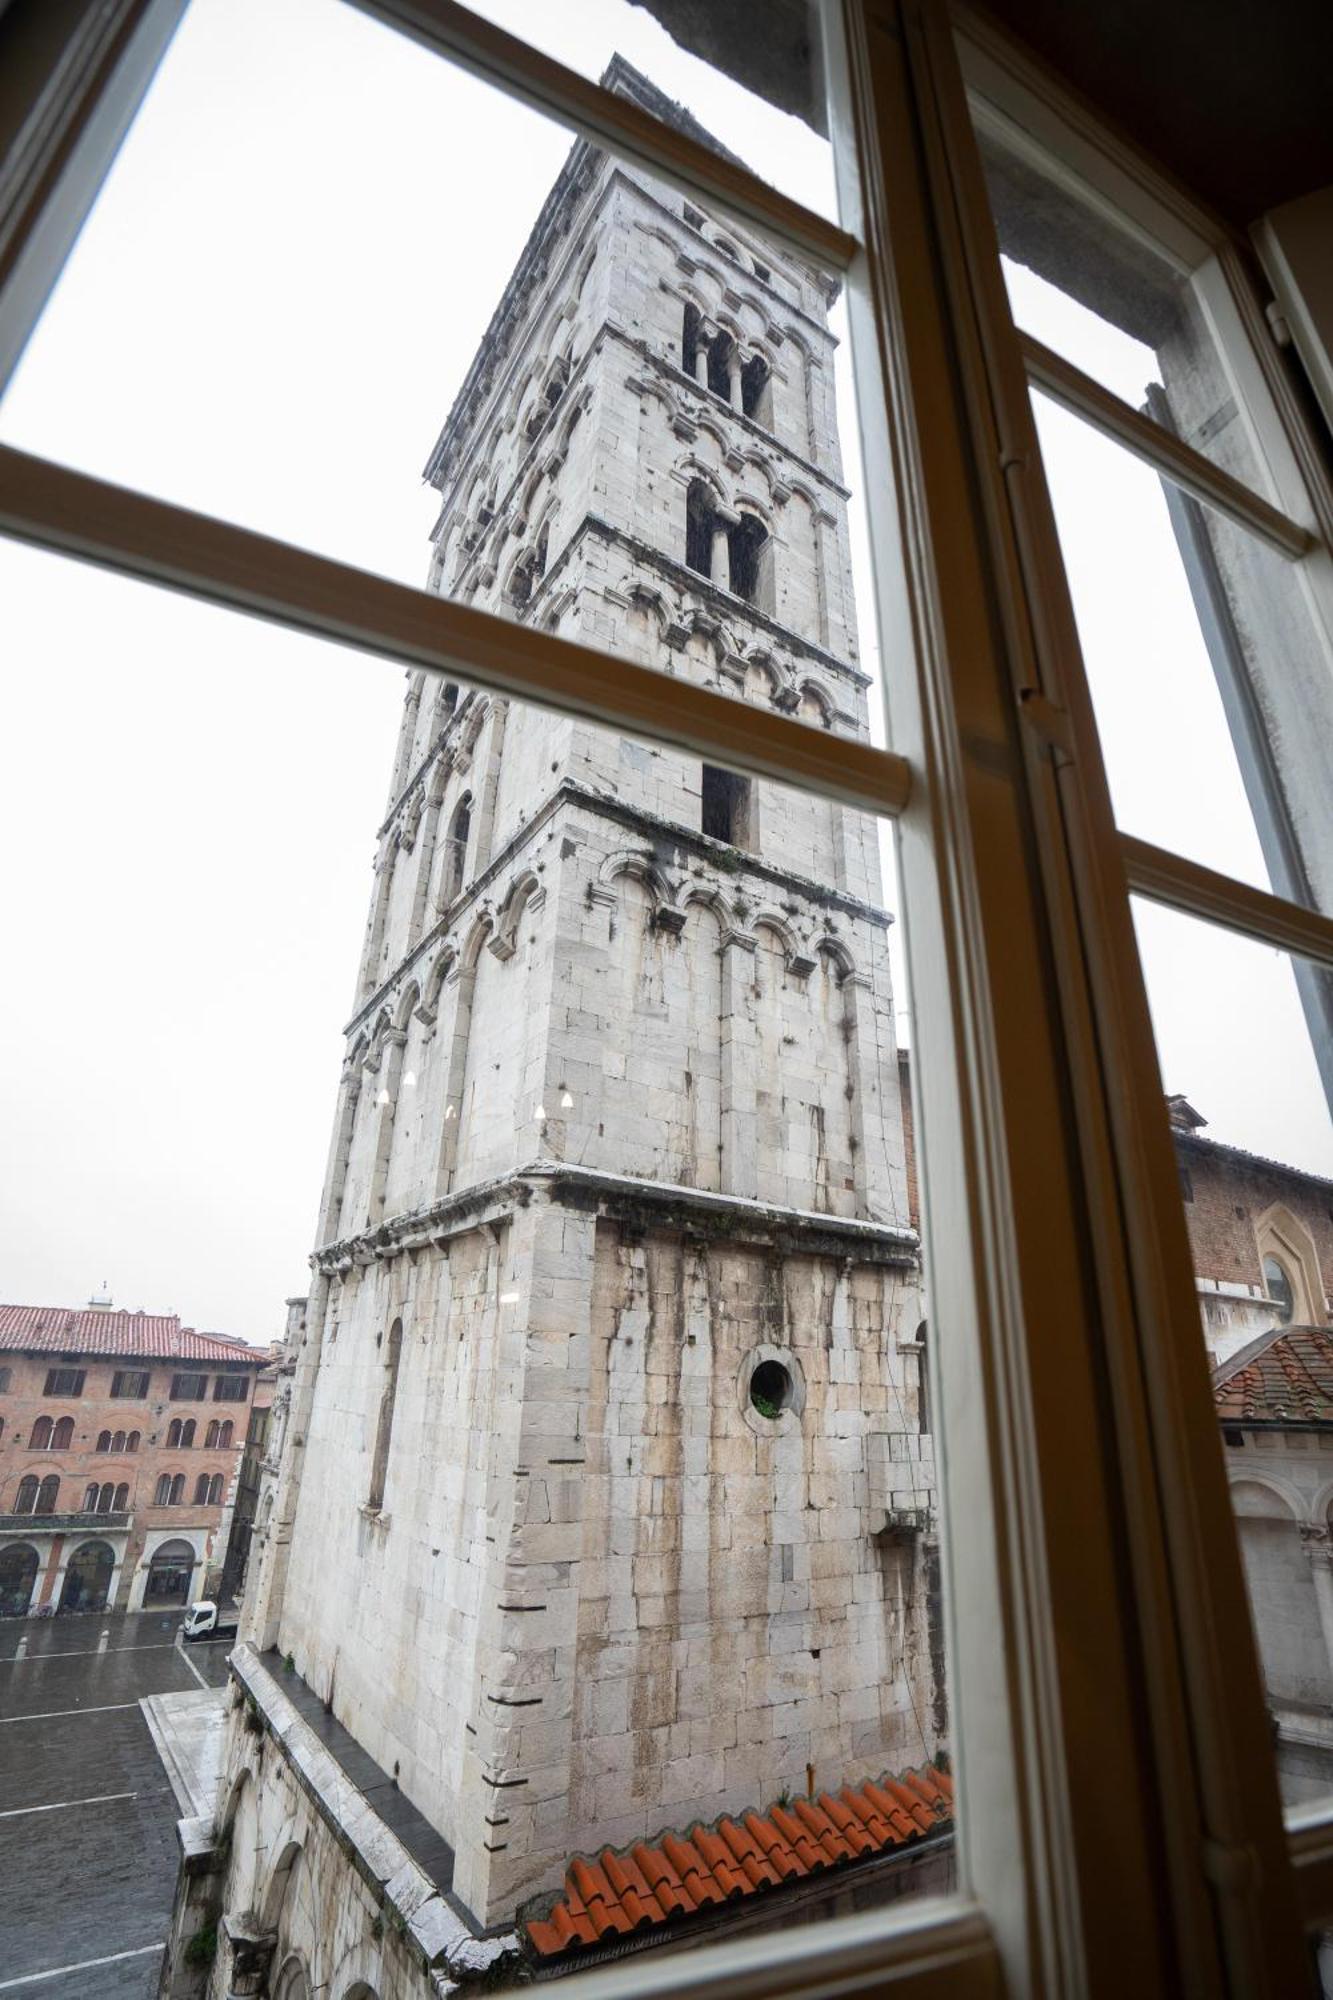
[313,1162,919,1276]
[346,779,892,1037]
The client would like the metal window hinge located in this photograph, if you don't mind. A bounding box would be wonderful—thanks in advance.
[1265,300,1293,349]
[1019,687,1075,762]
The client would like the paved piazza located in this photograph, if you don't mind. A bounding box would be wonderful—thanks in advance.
[0,1610,231,1996]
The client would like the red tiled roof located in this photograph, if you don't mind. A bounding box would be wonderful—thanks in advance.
[0,1303,264,1364]
[524,1763,953,1960]
[1215,1325,1333,1425]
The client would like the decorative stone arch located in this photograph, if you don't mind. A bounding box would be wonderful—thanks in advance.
[681,881,736,930]
[678,604,733,667]
[393,982,420,1035]
[434,916,494,1195]
[813,933,858,983]
[600,849,679,920]
[794,676,837,728]
[1311,1477,1333,1528]
[490,871,544,962]
[460,911,494,972]
[751,911,809,973]
[676,454,730,511]
[271,1952,312,2000]
[1254,1202,1324,1325]
[420,948,456,1029]
[260,1837,304,1934]
[1229,1472,1303,1519]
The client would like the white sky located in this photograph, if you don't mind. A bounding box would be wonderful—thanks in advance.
[0,0,1328,1336]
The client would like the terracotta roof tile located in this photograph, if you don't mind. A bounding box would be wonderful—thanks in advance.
[1214,1326,1333,1425]
[0,1302,263,1364]
[524,1762,953,1961]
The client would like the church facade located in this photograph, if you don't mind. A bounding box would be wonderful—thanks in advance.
[166,65,945,1999]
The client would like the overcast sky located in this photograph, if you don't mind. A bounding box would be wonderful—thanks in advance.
[0,0,1328,1337]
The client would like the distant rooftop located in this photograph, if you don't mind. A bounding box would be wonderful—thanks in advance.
[0,1302,266,1364]
[1215,1324,1333,1426]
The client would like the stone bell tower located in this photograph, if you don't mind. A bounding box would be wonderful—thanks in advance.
[247,59,939,1931]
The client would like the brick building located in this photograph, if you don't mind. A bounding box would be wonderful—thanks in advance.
[1166,1099,1333,1798]
[0,1299,268,1618]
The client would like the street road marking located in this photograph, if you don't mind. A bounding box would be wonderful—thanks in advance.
[0,1700,141,1723]
[0,1641,178,1663]
[174,1634,210,1691]
[0,1784,172,1818]
[13,1637,27,1659]
[97,1627,110,1654]
[0,1943,164,1990]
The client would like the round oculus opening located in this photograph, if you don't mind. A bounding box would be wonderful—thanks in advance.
[749,1358,793,1421]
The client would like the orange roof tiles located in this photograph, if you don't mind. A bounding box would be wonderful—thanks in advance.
[524,1763,953,1960]
[0,1303,263,1363]
[1214,1326,1333,1425]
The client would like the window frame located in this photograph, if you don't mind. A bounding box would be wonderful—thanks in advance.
[3,0,1331,1990]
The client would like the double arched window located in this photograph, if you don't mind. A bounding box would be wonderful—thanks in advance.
[96,1428,136,1453]
[81,1481,125,1514]
[154,1472,187,1507]
[193,1472,225,1506]
[15,1474,59,1515]
[166,1418,196,1450]
[685,481,772,611]
[204,1418,234,1449]
[28,1415,74,1451]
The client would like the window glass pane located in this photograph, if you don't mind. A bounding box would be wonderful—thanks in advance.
[1035,392,1333,915]
[2,533,955,1970]
[458,0,837,219]
[970,104,1279,504]
[0,0,874,744]
[1135,898,1333,1811]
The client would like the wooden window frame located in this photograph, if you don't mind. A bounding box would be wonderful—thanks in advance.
[3,0,1332,1990]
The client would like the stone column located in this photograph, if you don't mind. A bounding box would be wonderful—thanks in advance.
[719,932,758,1198]
[709,521,731,593]
[693,335,710,388]
[1302,1526,1333,1707]
[727,345,743,411]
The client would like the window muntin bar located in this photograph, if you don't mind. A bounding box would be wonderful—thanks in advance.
[350,0,855,264]
[1020,333,1313,561]
[408,0,841,223]
[0,445,910,819]
[1122,838,1333,978]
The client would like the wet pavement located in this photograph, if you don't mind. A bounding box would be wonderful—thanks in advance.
[0,1609,233,1995]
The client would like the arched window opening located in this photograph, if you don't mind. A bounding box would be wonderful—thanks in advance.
[97,1483,115,1513]
[442,793,473,906]
[218,1420,233,1448]
[145,1538,195,1605]
[96,1431,111,1453]
[194,1474,210,1506]
[51,1417,73,1450]
[204,1420,218,1449]
[686,479,722,580]
[36,1475,59,1515]
[707,328,736,403]
[181,1419,195,1449]
[209,1474,224,1505]
[112,1431,125,1452]
[741,353,772,427]
[441,681,460,720]
[60,1540,114,1614]
[1264,1254,1296,1324]
[167,1419,182,1449]
[0,1367,10,1392]
[682,302,704,381]
[154,1474,171,1506]
[701,764,754,848]
[728,513,772,610]
[127,1431,140,1453]
[114,1482,129,1510]
[169,1474,185,1506]
[683,202,704,231]
[29,1416,53,1450]
[83,1483,99,1511]
[368,1318,404,1513]
[15,1476,39,1515]
[0,1543,38,1615]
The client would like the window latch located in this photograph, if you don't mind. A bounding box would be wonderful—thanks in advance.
[1019,687,1074,762]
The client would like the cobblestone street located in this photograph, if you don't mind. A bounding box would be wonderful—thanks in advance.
[0,1610,231,1996]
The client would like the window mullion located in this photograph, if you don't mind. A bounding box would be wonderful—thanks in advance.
[0,444,912,817]
[1019,332,1314,560]
[347,0,856,273]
